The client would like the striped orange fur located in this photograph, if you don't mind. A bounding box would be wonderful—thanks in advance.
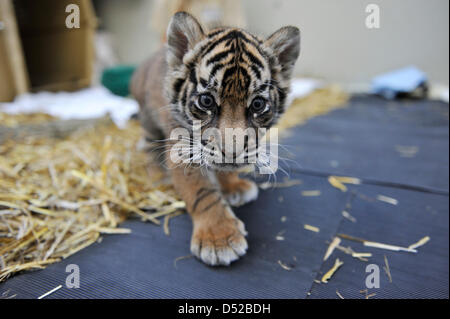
[131,12,300,266]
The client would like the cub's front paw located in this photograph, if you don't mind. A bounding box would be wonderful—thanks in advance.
[190,209,248,266]
[223,179,258,207]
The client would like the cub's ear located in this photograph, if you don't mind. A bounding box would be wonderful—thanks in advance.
[167,12,205,66]
[265,26,300,79]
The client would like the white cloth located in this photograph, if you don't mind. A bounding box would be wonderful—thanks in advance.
[0,86,138,128]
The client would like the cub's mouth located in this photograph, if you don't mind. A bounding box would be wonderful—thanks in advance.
[200,139,258,169]
[207,162,254,172]
[168,131,273,172]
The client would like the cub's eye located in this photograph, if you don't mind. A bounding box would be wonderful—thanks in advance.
[198,94,215,109]
[251,97,266,112]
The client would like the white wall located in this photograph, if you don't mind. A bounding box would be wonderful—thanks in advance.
[97,0,449,87]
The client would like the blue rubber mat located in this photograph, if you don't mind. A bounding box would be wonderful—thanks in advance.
[281,95,449,192]
[0,174,348,299]
[309,184,449,299]
[1,96,448,299]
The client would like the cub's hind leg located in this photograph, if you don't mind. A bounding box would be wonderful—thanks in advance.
[217,172,259,207]
[136,109,167,183]
[131,48,169,182]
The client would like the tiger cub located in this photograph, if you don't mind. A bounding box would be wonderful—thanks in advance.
[131,12,300,266]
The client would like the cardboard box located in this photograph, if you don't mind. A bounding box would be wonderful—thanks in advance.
[0,0,96,102]
[0,0,28,102]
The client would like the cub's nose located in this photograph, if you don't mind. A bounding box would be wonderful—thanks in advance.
[221,135,249,161]
[217,105,249,162]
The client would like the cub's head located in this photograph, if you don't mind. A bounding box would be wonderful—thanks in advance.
[166,12,300,171]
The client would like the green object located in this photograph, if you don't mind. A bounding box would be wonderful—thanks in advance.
[101,65,136,97]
